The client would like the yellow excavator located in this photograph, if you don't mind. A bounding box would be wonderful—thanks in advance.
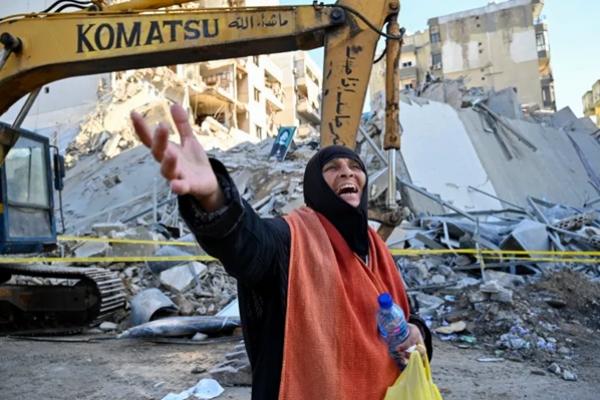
[0,0,403,332]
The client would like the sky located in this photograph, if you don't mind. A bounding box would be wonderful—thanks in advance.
[280,0,599,117]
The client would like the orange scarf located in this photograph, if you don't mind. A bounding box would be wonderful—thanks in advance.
[279,207,410,400]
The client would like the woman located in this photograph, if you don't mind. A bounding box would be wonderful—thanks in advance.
[131,104,432,400]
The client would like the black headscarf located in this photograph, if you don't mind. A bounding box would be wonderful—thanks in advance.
[303,145,369,260]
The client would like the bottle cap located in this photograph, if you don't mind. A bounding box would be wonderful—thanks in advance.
[378,292,393,309]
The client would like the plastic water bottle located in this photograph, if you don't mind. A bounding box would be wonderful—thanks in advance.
[377,292,410,368]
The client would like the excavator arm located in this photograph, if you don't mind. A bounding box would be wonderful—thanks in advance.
[0,0,400,157]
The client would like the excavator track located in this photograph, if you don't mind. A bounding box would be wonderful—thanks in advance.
[0,264,126,334]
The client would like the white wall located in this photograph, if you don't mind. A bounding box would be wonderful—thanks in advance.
[400,99,502,211]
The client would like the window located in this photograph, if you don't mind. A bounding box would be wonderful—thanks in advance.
[255,125,263,139]
[536,32,547,52]
[402,61,413,67]
[404,83,414,90]
[252,55,260,66]
[430,32,441,43]
[5,137,49,208]
[254,88,261,102]
[431,53,442,69]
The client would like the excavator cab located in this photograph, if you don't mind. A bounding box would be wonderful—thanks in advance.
[0,123,59,254]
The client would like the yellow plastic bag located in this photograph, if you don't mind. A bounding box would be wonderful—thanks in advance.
[383,349,443,400]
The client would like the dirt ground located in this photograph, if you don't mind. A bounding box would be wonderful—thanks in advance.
[1,332,599,400]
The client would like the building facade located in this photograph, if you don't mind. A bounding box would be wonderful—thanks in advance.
[371,0,555,112]
[271,51,322,139]
[583,80,600,129]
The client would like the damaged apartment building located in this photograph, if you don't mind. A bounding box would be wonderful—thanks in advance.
[583,79,600,131]
[0,0,322,150]
[373,0,556,113]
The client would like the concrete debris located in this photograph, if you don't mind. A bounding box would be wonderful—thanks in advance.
[561,370,578,382]
[148,246,198,274]
[191,333,209,342]
[99,321,118,332]
[209,347,252,386]
[91,222,128,236]
[500,220,550,254]
[73,241,110,258]
[159,262,208,293]
[110,227,160,257]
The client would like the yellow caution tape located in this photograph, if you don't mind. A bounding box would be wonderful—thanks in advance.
[0,235,572,265]
[58,235,198,247]
[0,255,216,264]
[0,253,598,265]
[0,255,597,265]
[59,235,600,257]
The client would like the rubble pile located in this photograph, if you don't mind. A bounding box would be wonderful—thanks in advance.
[65,68,183,166]
[400,258,600,381]
[65,67,261,169]
[399,203,600,259]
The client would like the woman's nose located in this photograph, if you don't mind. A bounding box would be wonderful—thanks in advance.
[340,163,354,176]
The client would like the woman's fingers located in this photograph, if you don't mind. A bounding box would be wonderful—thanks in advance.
[160,148,179,181]
[151,122,170,162]
[130,111,153,148]
[170,104,195,144]
[170,178,190,195]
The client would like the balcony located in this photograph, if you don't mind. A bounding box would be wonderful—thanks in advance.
[261,56,284,85]
[295,81,319,111]
[540,76,556,112]
[264,86,284,112]
[535,23,550,65]
[297,97,320,125]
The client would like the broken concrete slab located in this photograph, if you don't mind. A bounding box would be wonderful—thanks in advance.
[91,222,127,236]
[479,280,502,294]
[159,262,207,293]
[110,227,160,257]
[490,287,513,304]
[484,270,526,289]
[209,364,252,387]
[413,293,445,316]
[74,241,110,258]
[148,246,196,274]
[500,219,550,254]
[101,134,122,159]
